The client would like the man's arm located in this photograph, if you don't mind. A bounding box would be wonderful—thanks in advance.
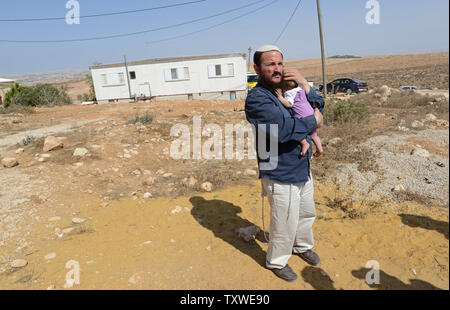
[306,88,325,115]
[245,89,317,144]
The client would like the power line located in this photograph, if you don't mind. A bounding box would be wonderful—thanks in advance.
[0,0,206,22]
[0,0,265,43]
[145,0,279,45]
[273,0,302,44]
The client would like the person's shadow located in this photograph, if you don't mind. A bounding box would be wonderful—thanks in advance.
[351,268,443,290]
[301,267,337,290]
[189,196,267,267]
[398,214,449,240]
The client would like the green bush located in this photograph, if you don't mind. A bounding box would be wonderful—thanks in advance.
[15,83,72,107]
[325,99,370,125]
[127,111,153,125]
[3,82,27,108]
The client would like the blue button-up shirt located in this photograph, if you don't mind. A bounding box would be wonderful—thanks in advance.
[245,83,325,183]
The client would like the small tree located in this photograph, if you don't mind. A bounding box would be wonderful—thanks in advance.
[86,74,96,101]
[16,84,72,107]
[3,82,27,108]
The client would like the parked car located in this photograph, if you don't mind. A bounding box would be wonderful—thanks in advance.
[399,85,419,91]
[319,78,368,94]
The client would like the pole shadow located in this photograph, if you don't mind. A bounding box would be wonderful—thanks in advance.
[351,268,443,290]
[301,267,337,290]
[398,214,449,239]
[189,196,267,267]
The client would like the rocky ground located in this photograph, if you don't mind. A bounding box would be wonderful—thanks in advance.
[0,89,448,290]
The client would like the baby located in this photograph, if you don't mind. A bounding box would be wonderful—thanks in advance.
[275,80,323,157]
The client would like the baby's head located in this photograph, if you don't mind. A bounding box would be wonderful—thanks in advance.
[282,79,298,92]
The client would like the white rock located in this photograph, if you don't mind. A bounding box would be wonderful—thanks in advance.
[245,169,257,176]
[396,126,409,132]
[171,206,182,214]
[15,148,24,154]
[411,120,423,128]
[73,148,89,157]
[393,184,405,192]
[379,85,392,97]
[44,252,56,260]
[49,216,61,222]
[72,217,86,224]
[143,192,152,199]
[124,153,132,159]
[62,227,74,234]
[11,259,27,268]
[200,182,213,192]
[424,113,437,122]
[410,147,430,158]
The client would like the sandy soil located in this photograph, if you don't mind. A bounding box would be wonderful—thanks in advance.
[0,97,448,290]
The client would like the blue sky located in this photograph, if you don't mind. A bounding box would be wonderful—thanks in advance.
[0,0,448,75]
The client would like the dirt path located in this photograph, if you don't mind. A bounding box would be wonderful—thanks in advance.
[0,181,447,290]
[0,119,101,153]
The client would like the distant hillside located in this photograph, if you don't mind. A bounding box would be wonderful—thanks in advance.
[286,52,449,89]
[4,69,89,85]
[328,55,362,59]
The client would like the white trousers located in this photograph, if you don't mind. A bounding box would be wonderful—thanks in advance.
[261,175,316,269]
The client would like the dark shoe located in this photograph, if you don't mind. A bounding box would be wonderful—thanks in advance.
[270,264,298,282]
[296,250,320,266]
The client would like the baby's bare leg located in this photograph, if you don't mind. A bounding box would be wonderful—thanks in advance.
[311,135,323,157]
[300,139,310,156]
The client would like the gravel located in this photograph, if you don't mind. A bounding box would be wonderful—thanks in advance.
[331,128,449,206]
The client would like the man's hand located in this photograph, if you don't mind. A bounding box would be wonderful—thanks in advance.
[283,68,311,94]
[314,108,323,129]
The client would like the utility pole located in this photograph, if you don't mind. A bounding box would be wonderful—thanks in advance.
[124,55,133,101]
[247,47,252,73]
[316,0,327,98]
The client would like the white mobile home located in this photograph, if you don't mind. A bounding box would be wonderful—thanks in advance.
[89,53,247,103]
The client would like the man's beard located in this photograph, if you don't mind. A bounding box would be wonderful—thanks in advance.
[259,73,283,90]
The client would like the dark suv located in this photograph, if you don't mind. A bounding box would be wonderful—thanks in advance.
[319,78,368,94]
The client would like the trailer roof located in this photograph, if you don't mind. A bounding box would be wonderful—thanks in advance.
[89,53,246,70]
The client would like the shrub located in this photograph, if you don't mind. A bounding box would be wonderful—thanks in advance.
[127,111,153,124]
[15,83,72,107]
[85,74,96,101]
[325,99,370,125]
[3,82,27,108]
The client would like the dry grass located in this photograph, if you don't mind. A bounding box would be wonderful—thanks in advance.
[0,105,35,115]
